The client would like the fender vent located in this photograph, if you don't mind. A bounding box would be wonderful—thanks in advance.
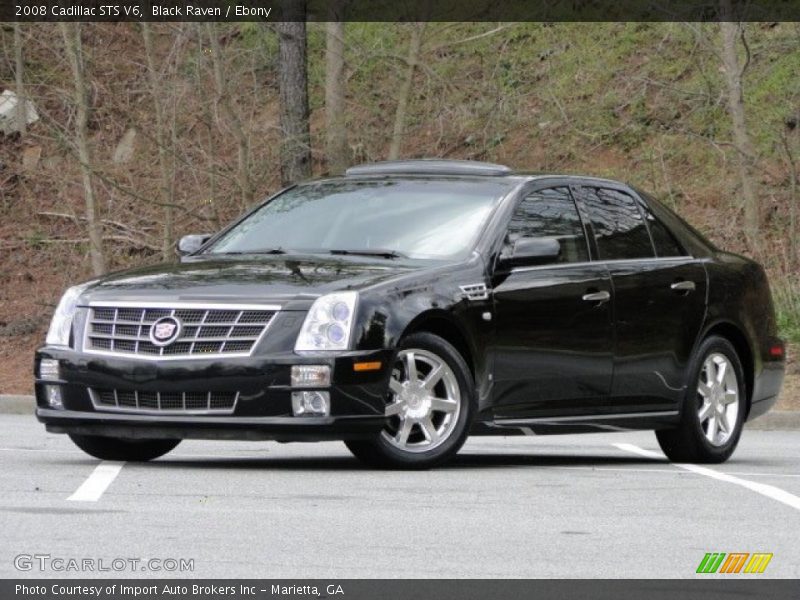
[459,283,490,301]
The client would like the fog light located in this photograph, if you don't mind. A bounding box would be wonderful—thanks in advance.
[45,385,63,409]
[291,365,331,388]
[291,391,330,417]
[39,359,60,381]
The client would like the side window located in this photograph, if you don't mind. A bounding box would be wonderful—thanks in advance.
[581,187,655,260]
[639,200,686,257]
[506,187,589,264]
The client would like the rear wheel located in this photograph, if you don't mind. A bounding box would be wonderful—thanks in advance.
[69,434,180,462]
[345,332,475,469]
[655,335,746,463]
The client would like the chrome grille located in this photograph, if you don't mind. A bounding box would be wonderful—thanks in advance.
[89,388,239,415]
[84,303,278,359]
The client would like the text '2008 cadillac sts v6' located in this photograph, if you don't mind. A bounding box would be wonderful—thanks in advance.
[35,160,785,468]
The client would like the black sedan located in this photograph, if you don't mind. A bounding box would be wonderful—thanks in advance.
[34,160,785,468]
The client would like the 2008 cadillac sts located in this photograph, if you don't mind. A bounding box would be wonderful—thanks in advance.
[35,160,785,468]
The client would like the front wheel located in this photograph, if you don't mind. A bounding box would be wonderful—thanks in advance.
[655,335,746,463]
[69,434,180,462]
[345,332,475,469]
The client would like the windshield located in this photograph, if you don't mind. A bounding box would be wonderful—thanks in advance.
[205,179,509,260]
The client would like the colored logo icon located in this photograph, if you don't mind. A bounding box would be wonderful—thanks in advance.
[696,552,773,574]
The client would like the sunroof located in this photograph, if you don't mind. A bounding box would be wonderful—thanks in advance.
[345,159,512,178]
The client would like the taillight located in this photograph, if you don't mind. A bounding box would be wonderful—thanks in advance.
[769,342,785,359]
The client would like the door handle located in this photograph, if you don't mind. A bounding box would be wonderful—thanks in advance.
[670,281,696,293]
[582,290,610,303]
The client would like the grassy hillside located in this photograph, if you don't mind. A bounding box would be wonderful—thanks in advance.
[0,22,798,395]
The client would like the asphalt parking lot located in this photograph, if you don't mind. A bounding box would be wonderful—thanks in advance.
[2,414,800,579]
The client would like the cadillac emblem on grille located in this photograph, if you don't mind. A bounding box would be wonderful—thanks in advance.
[149,316,181,347]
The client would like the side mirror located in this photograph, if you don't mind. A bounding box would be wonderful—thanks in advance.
[176,234,212,256]
[501,237,561,268]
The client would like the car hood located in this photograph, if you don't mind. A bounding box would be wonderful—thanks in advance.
[79,255,420,309]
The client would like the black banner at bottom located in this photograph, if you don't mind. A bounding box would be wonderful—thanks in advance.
[3,580,800,600]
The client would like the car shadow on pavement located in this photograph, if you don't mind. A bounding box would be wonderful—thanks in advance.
[450,452,664,469]
[131,452,669,471]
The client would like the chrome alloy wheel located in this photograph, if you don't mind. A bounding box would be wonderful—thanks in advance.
[697,353,739,447]
[381,348,462,453]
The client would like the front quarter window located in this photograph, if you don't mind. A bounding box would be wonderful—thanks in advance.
[505,187,589,264]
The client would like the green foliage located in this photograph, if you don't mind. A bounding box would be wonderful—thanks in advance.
[25,231,46,249]
[775,282,800,345]
[342,22,796,162]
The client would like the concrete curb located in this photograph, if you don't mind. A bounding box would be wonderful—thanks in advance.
[1,394,800,429]
[0,395,35,415]
[747,411,800,431]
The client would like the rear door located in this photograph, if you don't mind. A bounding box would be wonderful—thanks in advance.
[574,185,707,412]
[490,185,614,418]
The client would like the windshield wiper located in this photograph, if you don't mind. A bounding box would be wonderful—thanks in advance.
[213,248,287,256]
[328,249,407,259]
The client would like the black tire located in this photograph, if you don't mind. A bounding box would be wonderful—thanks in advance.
[655,335,747,463]
[345,332,476,469]
[69,434,180,462]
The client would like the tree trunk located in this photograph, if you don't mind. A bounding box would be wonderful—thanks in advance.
[206,23,253,208]
[388,23,425,160]
[277,3,312,185]
[325,18,349,174]
[60,23,106,275]
[13,23,27,136]
[719,11,759,253]
[142,23,175,261]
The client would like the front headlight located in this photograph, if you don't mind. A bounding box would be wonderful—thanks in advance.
[45,283,89,347]
[294,291,358,353]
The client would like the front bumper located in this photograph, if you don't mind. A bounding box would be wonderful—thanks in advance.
[34,346,392,442]
[37,409,385,442]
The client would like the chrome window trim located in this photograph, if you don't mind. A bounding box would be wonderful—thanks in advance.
[600,257,694,264]
[82,301,281,361]
[89,388,240,416]
[509,256,694,274]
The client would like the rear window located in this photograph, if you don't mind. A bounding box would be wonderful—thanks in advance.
[640,203,686,257]
[635,188,710,257]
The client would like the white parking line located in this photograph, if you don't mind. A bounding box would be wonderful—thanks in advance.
[557,466,800,478]
[614,443,800,512]
[0,447,82,453]
[67,462,124,502]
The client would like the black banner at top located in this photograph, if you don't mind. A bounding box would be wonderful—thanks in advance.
[4,0,800,22]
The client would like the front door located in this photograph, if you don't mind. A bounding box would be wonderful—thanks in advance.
[490,186,614,419]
